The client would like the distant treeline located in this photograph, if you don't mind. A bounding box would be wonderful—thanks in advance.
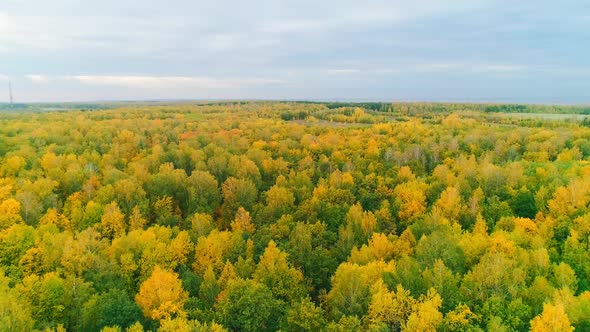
[0,103,110,112]
[3,100,590,114]
[483,104,590,114]
[287,101,590,115]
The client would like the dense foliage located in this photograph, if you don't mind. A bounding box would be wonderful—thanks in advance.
[0,101,590,331]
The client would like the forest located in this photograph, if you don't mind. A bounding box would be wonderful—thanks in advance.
[0,101,589,331]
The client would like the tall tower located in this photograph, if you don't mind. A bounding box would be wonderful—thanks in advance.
[8,81,13,107]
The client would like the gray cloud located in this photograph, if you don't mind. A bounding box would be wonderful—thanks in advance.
[63,75,284,89]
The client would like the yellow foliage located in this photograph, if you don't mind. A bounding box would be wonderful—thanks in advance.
[488,232,517,255]
[0,178,14,201]
[0,198,23,229]
[0,198,21,216]
[394,180,427,221]
[368,280,416,329]
[167,231,192,267]
[231,207,255,234]
[392,229,417,258]
[329,170,354,188]
[556,147,582,161]
[124,322,144,332]
[530,304,574,332]
[100,201,126,239]
[253,240,305,301]
[547,177,590,216]
[135,266,188,320]
[19,247,44,275]
[398,166,416,181]
[128,206,147,231]
[366,139,380,158]
[441,113,463,128]
[4,156,26,175]
[326,260,396,317]
[349,233,394,264]
[442,304,478,330]
[39,208,71,231]
[513,217,538,236]
[219,261,238,289]
[403,288,443,332]
[193,230,233,275]
[433,186,464,221]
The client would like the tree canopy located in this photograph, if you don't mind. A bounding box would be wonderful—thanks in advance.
[0,101,589,331]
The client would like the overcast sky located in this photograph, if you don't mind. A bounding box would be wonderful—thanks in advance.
[1,0,589,103]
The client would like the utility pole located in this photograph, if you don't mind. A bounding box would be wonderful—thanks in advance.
[8,81,13,108]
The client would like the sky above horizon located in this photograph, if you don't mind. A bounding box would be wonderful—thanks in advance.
[1,0,589,103]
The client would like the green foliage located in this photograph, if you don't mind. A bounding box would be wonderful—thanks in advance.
[215,279,284,332]
[81,289,143,332]
[284,297,327,332]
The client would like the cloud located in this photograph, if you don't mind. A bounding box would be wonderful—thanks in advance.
[326,69,362,75]
[256,0,493,35]
[62,75,284,89]
[26,74,50,83]
[0,74,8,81]
[365,63,529,75]
[322,63,529,76]
[0,11,198,55]
[471,64,529,73]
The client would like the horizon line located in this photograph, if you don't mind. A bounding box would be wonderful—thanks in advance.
[1,98,590,107]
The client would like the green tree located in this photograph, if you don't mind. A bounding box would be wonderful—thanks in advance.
[215,279,283,332]
[220,177,257,223]
[81,289,143,332]
[284,297,327,332]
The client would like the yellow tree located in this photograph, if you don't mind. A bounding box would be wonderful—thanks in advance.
[367,280,416,331]
[159,317,227,332]
[547,177,590,217]
[262,185,295,221]
[128,206,147,231]
[326,261,395,318]
[392,229,417,258]
[253,240,305,302]
[0,270,34,331]
[530,304,574,332]
[230,207,255,234]
[39,208,71,231]
[166,231,192,268]
[393,180,427,223]
[349,233,394,264]
[135,267,188,320]
[0,198,23,230]
[440,304,478,331]
[433,186,465,222]
[193,230,233,275]
[100,201,126,239]
[403,288,443,332]
[2,156,26,176]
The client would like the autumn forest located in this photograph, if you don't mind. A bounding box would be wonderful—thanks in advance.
[1,102,590,332]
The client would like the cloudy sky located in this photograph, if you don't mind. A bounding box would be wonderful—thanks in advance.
[0,0,589,103]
